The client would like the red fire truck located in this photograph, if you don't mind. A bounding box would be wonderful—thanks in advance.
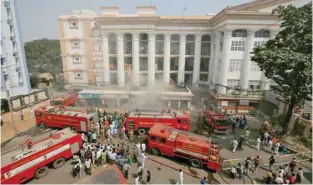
[147,125,221,171]
[125,110,190,135]
[35,106,98,132]
[1,128,82,184]
[202,111,231,134]
[50,91,78,107]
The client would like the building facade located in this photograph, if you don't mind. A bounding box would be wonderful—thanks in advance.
[58,0,303,95]
[1,0,31,99]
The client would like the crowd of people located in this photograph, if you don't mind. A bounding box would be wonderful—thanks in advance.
[229,118,306,185]
[70,108,175,184]
[230,155,304,184]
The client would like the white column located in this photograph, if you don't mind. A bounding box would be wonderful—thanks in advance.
[212,32,221,84]
[102,33,110,85]
[132,33,140,86]
[208,33,215,82]
[168,101,171,108]
[163,34,171,85]
[240,30,255,91]
[261,30,278,90]
[178,34,186,85]
[192,34,202,85]
[148,33,156,86]
[218,30,232,94]
[117,33,125,86]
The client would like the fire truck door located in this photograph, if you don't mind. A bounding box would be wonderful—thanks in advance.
[71,142,80,154]
[80,121,87,132]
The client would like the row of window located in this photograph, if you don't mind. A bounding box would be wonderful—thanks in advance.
[73,72,209,81]
[71,39,266,55]
[230,40,266,51]
[3,72,24,84]
[232,30,270,38]
[70,20,270,39]
[228,60,260,72]
[227,79,261,89]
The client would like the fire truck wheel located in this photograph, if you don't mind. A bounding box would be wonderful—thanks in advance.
[190,159,202,168]
[53,158,66,169]
[138,128,147,135]
[35,166,49,179]
[40,122,46,129]
[151,148,161,156]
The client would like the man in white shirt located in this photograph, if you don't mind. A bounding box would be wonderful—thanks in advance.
[232,139,238,153]
[141,143,146,152]
[256,136,261,151]
[139,152,148,168]
[268,139,273,152]
[275,142,280,156]
[177,169,183,185]
[134,174,140,185]
[275,174,284,184]
[109,152,117,165]
[109,124,115,135]
[85,159,92,175]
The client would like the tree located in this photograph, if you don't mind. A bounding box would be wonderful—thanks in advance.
[24,39,62,77]
[251,2,312,133]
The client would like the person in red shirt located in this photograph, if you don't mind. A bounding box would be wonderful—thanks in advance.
[288,173,296,184]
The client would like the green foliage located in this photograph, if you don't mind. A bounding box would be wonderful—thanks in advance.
[24,39,62,76]
[251,3,312,132]
[269,114,284,127]
[29,75,39,88]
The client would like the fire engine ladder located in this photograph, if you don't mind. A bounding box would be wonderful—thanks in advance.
[1,129,57,155]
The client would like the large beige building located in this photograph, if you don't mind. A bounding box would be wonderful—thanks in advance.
[58,0,305,97]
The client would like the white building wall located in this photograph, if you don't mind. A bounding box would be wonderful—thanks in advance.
[1,0,31,99]
[60,1,303,92]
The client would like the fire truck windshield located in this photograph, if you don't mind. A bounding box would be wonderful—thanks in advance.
[214,119,230,126]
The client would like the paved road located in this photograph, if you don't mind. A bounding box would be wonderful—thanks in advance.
[28,152,207,184]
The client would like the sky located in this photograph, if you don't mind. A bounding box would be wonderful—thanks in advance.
[15,0,252,42]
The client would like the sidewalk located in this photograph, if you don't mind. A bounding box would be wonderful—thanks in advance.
[1,99,50,143]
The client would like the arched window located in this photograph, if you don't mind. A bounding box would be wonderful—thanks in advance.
[202,35,211,41]
[186,34,195,42]
[232,29,247,37]
[254,30,270,38]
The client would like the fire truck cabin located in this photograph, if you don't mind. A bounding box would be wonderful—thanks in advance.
[204,111,231,134]
[1,128,82,184]
[35,106,98,132]
[126,111,190,135]
[148,125,221,171]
